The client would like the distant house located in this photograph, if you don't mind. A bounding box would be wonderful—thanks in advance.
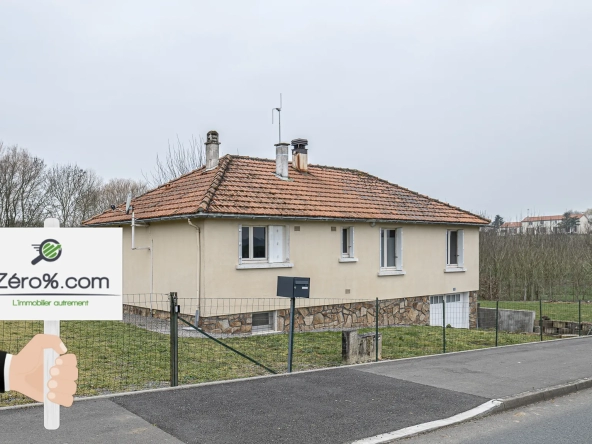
[84,132,489,334]
[499,221,522,235]
[521,214,589,234]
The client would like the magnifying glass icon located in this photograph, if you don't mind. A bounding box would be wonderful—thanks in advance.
[32,239,62,265]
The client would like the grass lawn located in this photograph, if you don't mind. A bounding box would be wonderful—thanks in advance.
[0,320,550,407]
[479,300,592,323]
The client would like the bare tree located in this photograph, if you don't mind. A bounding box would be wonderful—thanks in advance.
[0,143,47,227]
[143,135,205,187]
[46,164,103,227]
[98,178,149,211]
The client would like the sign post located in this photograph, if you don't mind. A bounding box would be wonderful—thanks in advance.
[0,219,122,430]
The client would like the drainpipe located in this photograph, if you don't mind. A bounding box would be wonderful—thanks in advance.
[188,219,201,325]
[132,212,153,314]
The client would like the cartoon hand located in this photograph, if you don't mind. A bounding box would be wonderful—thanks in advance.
[9,334,78,407]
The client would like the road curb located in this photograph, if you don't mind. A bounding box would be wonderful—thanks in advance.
[351,377,592,443]
[493,376,592,413]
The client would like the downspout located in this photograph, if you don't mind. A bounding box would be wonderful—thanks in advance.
[188,219,201,325]
[132,211,153,314]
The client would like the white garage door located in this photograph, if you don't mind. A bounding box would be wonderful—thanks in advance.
[429,293,469,329]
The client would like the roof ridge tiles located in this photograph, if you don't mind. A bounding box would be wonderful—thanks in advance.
[197,154,232,213]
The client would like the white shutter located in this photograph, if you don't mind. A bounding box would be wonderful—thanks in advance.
[284,226,290,262]
[268,225,284,263]
[457,230,464,267]
[349,226,355,257]
[238,225,243,265]
[395,228,403,270]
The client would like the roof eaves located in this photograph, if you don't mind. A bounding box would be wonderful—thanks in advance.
[85,211,489,227]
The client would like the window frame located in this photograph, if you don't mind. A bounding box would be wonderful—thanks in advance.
[339,226,358,262]
[378,227,404,276]
[251,310,277,335]
[237,224,293,269]
[241,225,268,262]
[445,229,465,272]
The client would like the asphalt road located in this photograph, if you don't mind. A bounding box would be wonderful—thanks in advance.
[112,368,487,444]
[1,338,592,444]
[400,387,592,444]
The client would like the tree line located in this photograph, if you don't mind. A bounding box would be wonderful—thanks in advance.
[0,136,204,227]
[479,230,592,301]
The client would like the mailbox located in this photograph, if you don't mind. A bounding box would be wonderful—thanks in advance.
[277,276,310,298]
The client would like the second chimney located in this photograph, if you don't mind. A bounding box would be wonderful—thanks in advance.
[275,142,290,179]
[291,138,308,172]
[205,130,220,170]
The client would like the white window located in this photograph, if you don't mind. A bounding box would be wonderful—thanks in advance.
[237,225,292,269]
[378,228,403,275]
[446,229,464,269]
[339,227,357,262]
[241,226,267,261]
[252,311,277,334]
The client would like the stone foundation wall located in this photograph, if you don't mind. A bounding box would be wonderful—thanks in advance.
[126,292,478,336]
[469,291,478,329]
[196,295,432,335]
[276,296,430,333]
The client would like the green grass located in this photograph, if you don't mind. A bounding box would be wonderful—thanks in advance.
[479,301,592,323]
[0,320,553,407]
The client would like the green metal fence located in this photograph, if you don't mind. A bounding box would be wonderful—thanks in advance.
[2,293,591,407]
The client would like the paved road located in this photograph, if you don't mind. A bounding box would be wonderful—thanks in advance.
[400,386,592,444]
[1,338,591,443]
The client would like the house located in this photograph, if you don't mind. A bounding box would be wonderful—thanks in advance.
[499,221,522,235]
[84,132,490,334]
[521,214,589,234]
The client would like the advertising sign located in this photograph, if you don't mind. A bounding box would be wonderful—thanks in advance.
[0,227,122,320]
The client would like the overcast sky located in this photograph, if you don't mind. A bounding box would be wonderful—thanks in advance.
[1,1,590,221]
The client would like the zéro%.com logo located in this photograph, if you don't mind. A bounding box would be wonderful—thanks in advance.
[31,239,62,265]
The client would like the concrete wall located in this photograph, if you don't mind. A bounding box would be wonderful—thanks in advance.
[121,220,201,314]
[478,307,535,333]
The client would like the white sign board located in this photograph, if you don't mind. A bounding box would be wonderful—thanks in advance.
[0,227,122,320]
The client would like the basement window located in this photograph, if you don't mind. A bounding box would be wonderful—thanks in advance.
[237,225,293,269]
[252,311,276,334]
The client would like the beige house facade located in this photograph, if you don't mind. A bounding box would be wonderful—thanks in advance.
[85,132,489,334]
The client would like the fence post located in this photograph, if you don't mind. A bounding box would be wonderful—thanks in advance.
[442,298,446,353]
[495,300,499,347]
[169,292,179,387]
[579,299,582,337]
[539,299,543,342]
[287,296,295,373]
[375,298,379,362]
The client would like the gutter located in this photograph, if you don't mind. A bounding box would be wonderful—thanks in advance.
[86,212,489,227]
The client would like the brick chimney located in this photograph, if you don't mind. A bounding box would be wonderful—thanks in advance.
[275,142,290,179]
[291,138,308,172]
[205,130,220,170]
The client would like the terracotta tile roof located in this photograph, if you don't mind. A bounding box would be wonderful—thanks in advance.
[84,155,489,226]
[523,214,584,222]
[501,222,522,228]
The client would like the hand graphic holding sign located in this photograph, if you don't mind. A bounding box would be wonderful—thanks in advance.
[3,334,78,406]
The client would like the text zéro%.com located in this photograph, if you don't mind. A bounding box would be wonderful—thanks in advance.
[0,273,110,290]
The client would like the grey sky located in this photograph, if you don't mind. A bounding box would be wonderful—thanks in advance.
[1,0,590,221]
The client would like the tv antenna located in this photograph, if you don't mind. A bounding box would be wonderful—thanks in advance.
[272,93,282,143]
